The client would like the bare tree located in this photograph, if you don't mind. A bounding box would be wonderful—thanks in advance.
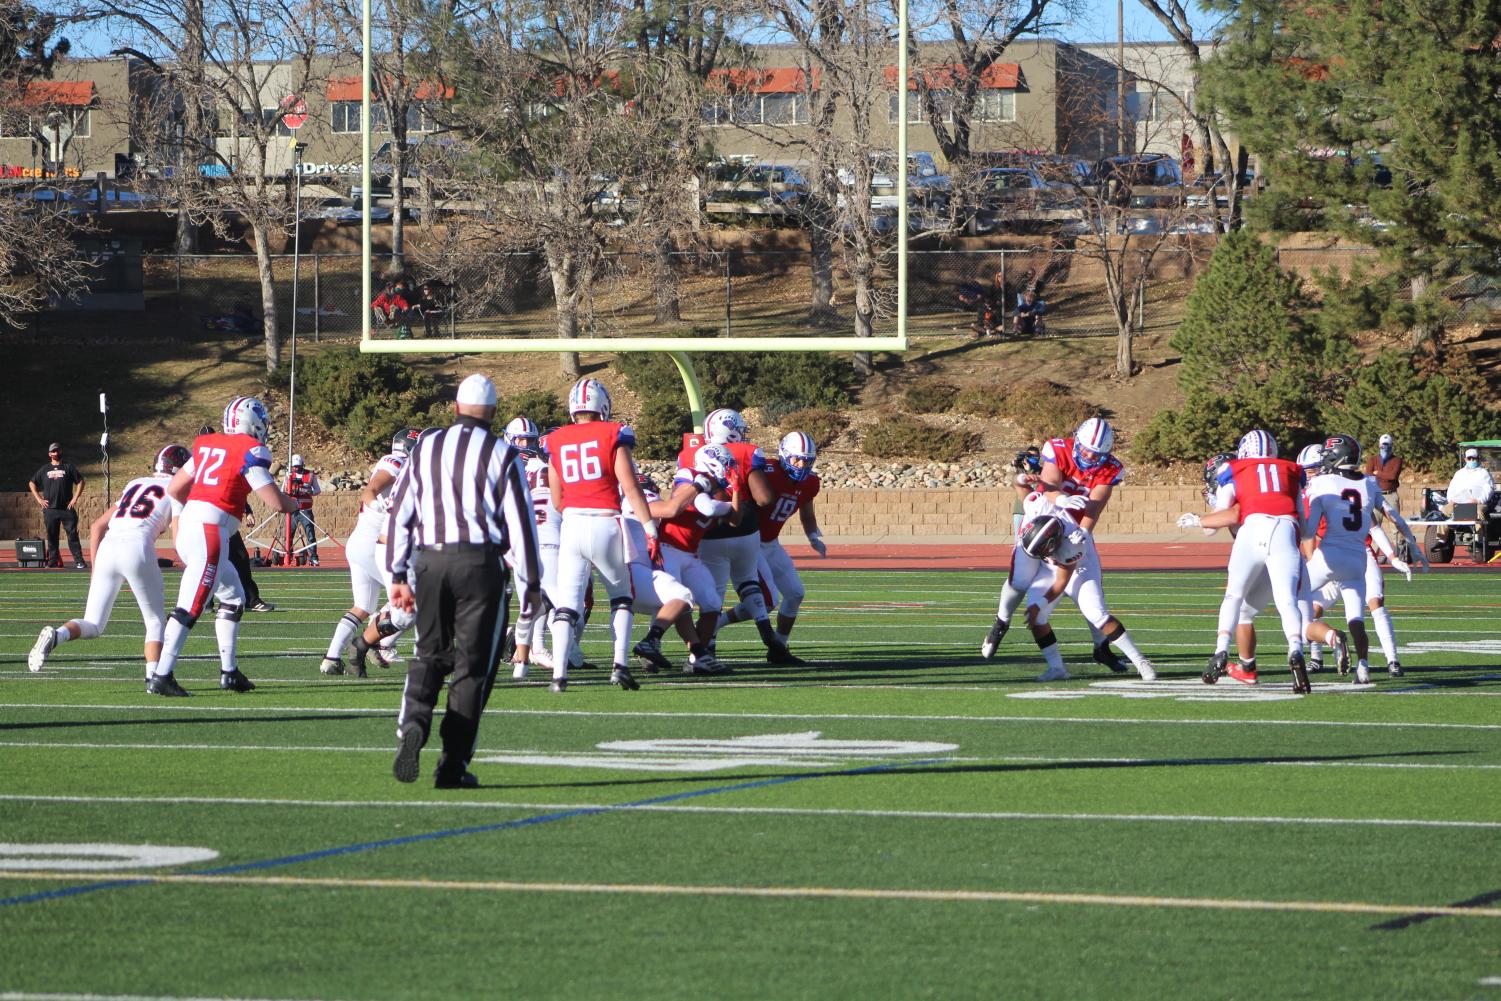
[0,4,94,322]
[102,0,333,373]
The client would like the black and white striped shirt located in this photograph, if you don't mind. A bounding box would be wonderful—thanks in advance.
[385,416,541,591]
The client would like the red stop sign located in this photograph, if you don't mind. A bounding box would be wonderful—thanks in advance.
[280,95,308,130]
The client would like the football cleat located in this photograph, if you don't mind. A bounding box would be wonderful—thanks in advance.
[633,637,673,674]
[766,644,806,666]
[1388,660,1404,678]
[980,617,1008,660]
[610,665,641,691]
[27,626,56,673]
[686,653,731,676]
[1288,652,1311,695]
[374,645,403,669]
[1330,631,1350,675]
[147,673,191,698]
[249,600,276,612]
[434,769,479,790]
[1135,659,1157,682]
[319,657,346,676]
[1202,650,1228,685]
[1226,663,1258,686]
[511,661,529,681]
[393,727,423,783]
[1093,642,1128,674]
[219,669,256,693]
[549,678,568,693]
[1036,664,1070,682]
[1308,656,1324,674]
[1354,660,1371,685]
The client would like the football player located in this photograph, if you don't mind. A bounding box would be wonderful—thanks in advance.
[981,492,1156,681]
[718,431,826,655]
[1309,506,1425,678]
[320,427,417,677]
[502,417,562,678]
[1038,417,1129,671]
[686,408,792,664]
[651,445,740,674]
[1177,430,1312,693]
[622,472,703,674]
[542,378,656,693]
[148,396,299,696]
[29,445,190,680]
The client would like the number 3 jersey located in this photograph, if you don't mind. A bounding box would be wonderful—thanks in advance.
[544,421,635,511]
[181,432,275,518]
[1305,471,1381,561]
[108,473,184,543]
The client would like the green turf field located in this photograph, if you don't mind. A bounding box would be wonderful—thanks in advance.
[1,567,1499,1001]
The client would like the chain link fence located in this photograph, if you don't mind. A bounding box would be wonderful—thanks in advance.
[142,244,1498,345]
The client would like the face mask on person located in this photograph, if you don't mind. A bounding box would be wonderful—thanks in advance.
[1467,459,1480,469]
[1379,445,1392,459]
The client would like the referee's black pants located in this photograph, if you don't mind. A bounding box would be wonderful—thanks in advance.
[401,545,510,782]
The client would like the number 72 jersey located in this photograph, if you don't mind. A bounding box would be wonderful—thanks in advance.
[181,432,275,518]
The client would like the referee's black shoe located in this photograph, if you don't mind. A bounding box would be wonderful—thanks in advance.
[610,664,641,691]
[435,769,479,790]
[393,727,424,783]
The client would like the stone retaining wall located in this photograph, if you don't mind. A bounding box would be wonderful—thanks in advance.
[0,484,1430,545]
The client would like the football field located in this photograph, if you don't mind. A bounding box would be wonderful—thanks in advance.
[1,567,1500,1000]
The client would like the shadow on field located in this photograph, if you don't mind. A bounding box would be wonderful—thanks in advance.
[0,713,370,732]
[499,748,1470,791]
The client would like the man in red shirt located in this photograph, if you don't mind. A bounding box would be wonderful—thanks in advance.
[542,378,656,693]
[149,395,299,696]
[282,454,322,566]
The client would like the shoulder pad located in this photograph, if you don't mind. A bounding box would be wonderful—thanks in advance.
[617,426,636,448]
[245,445,273,468]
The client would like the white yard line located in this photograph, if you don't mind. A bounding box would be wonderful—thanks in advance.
[3,793,1500,830]
[2,701,1500,730]
[3,870,1499,920]
[0,992,364,1001]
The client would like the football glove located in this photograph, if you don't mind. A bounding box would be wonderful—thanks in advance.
[1390,556,1412,582]
[646,536,662,568]
[808,530,827,557]
[691,473,716,495]
[1177,512,1202,530]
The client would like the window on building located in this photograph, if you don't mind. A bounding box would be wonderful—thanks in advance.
[973,90,1015,122]
[702,92,808,127]
[760,93,808,125]
[1128,90,1160,123]
[72,108,91,138]
[331,100,395,133]
[888,89,957,125]
[260,108,297,137]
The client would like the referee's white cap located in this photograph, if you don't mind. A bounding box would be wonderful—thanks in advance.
[456,373,496,407]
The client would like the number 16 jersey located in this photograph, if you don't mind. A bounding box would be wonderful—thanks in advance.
[544,421,636,511]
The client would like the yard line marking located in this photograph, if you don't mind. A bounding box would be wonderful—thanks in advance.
[3,702,1501,731]
[4,793,1500,830]
[0,993,365,1001]
[3,870,1500,920]
[4,745,1501,774]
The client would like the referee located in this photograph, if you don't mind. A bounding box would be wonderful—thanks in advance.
[386,374,542,789]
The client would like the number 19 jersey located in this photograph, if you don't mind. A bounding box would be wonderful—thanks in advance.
[544,421,636,511]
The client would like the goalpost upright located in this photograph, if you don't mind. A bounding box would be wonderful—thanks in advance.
[357,0,910,432]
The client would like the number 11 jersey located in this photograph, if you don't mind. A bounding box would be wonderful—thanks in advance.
[1216,457,1304,524]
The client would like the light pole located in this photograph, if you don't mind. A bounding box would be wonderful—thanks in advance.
[287,141,307,470]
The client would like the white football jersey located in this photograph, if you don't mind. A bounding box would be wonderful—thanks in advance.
[105,474,183,540]
[1019,491,1088,567]
[1306,472,1381,560]
[622,483,661,566]
[356,453,407,534]
[526,456,561,547]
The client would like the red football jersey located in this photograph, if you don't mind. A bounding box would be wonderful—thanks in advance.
[1043,437,1124,496]
[659,471,718,554]
[1226,457,1303,522]
[676,439,767,494]
[545,421,636,511]
[759,461,821,542]
[183,432,275,518]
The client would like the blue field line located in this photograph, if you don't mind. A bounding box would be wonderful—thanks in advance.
[0,756,950,909]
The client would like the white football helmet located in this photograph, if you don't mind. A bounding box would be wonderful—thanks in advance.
[568,378,612,420]
[1072,417,1114,470]
[504,416,541,455]
[705,408,748,445]
[694,443,736,491]
[1296,443,1324,470]
[778,431,817,482]
[223,396,271,445]
[1237,429,1277,459]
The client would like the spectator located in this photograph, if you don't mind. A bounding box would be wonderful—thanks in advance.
[282,455,323,566]
[415,278,449,339]
[1364,433,1404,514]
[28,442,86,569]
[1014,288,1047,336]
[372,279,413,339]
[1446,447,1496,509]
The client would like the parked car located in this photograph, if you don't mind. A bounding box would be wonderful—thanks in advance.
[1096,153,1184,209]
[703,161,809,221]
[966,166,1066,233]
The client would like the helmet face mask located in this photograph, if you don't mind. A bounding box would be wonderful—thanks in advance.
[1073,418,1114,470]
[706,408,748,445]
[694,444,736,491]
[568,379,612,420]
[504,416,542,457]
[778,431,817,482]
